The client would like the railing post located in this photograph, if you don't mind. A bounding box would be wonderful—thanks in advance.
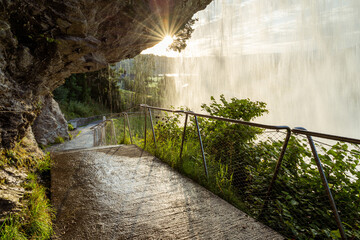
[101,123,105,146]
[259,128,291,218]
[144,107,147,148]
[194,115,208,178]
[148,108,157,148]
[180,113,189,160]
[123,114,126,143]
[297,128,347,240]
[111,120,116,145]
[125,113,133,144]
[93,127,96,147]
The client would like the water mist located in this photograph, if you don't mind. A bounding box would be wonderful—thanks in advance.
[166,0,360,138]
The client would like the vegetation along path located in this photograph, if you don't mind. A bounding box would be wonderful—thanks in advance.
[51,124,283,239]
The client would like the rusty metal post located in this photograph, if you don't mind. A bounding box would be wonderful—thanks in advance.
[180,113,189,160]
[194,115,208,178]
[148,108,157,148]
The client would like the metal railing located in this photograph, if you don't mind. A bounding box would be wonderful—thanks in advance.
[92,104,360,240]
[91,119,117,146]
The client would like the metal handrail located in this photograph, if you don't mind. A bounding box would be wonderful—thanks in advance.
[140,104,291,182]
[292,128,360,145]
[140,104,291,131]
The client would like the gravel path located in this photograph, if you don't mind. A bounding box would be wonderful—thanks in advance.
[51,143,284,239]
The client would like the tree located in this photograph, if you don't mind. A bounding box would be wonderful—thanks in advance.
[169,18,198,52]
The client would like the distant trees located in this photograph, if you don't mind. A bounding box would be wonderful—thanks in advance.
[53,54,169,119]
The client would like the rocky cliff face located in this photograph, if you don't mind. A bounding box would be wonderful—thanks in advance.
[0,0,212,149]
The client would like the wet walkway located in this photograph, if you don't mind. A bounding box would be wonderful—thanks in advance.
[48,120,102,152]
[51,143,283,239]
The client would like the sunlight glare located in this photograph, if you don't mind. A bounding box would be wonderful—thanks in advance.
[141,35,179,57]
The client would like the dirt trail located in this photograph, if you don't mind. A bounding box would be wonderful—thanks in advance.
[51,141,283,239]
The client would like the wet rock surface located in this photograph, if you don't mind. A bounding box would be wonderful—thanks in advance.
[51,145,284,240]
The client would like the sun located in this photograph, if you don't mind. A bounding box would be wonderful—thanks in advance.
[141,35,179,57]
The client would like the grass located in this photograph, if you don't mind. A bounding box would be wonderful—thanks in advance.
[23,173,54,239]
[113,115,146,145]
[0,147,54,239]
[0,214,27,240]
[0,143,37,169]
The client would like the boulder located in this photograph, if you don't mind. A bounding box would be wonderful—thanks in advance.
[32,96,69,146]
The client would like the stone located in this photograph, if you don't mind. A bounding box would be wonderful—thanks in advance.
[20,125,44,159]
[0,0,212,149]
[32,96,69,146]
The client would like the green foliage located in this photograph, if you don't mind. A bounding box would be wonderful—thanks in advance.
[23,174,54,239]
[201,94,268,121]
[0,154,54,239]
[53,56,169,120]
[68,123,74,131]
[0,215,27,240]
[0,142,38,169]
[118,95,360,240]
[54,136,64,144]
[35,153,51,174]
[53,72,110,120]
[169,18,198,52]
[76,131,82,138]
[58,100,109,120]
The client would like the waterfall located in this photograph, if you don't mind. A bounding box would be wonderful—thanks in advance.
[167,0,360,138]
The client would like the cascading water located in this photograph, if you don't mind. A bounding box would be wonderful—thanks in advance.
[166,0,360,138]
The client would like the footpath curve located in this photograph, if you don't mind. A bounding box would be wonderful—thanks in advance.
[51,124,283,239]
